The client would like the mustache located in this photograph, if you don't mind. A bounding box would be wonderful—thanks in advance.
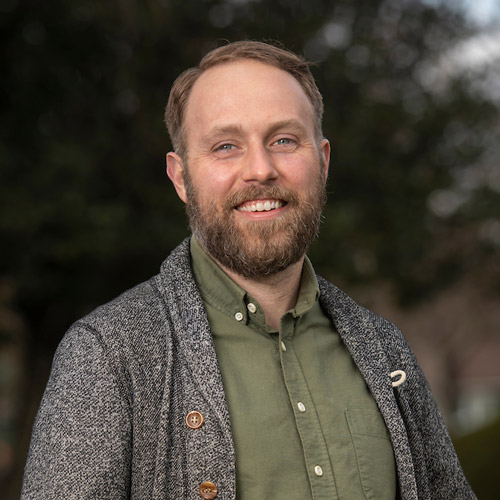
[224,185,300,210]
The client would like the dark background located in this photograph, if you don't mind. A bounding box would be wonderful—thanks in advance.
[1,0,499,497]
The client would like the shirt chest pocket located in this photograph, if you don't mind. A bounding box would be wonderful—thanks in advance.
[346,408,397,500]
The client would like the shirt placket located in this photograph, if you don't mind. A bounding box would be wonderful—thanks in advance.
[279,314,339,500]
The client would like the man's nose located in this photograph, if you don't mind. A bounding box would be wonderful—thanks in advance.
[241,145,278,183]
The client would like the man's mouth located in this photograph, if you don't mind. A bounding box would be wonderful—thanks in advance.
[236,199,285,213]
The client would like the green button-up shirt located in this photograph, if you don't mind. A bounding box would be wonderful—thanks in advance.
[190,238,396,499]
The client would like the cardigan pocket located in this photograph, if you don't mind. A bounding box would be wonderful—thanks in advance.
[346,409,397,500]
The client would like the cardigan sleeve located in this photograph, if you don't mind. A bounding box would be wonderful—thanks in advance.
[388,326,477,500]
[21,324,132,500]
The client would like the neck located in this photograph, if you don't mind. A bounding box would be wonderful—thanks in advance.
[217,258,305,331]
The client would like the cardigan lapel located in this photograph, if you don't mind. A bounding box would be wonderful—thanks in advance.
[159,239,234,449]
[318,277,419,500]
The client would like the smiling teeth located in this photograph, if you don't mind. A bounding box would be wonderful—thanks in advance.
[238,200,284,212]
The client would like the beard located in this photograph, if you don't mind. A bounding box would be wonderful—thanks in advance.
[184,164,327,278]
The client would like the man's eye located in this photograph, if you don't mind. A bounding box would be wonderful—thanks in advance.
[273,138,296,148]
[216,143,235,151]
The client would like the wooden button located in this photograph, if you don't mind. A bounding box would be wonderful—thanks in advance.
[186,411,204,429]
[199,481,217,499]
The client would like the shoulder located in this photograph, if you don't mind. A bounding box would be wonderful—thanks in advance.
[74,277,164,345]
[316,275,412,359]
[317,276,399,333]
[59,238,195,368]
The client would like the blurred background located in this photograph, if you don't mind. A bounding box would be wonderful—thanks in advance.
[1,0,499,497]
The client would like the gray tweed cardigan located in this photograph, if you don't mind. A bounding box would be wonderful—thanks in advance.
[22,238,475,499]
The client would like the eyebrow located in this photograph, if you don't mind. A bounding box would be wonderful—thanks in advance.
[204,124,244,139]
[265,119,308,136]
[202,119,308,145]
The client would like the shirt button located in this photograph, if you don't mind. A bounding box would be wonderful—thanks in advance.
[235,312,244,322]
[314,465,324,477]
[199,481,218,499]
[185,411,204,429]
[247,302,257,313]
[297,402,306,412]
[280,341,287,352]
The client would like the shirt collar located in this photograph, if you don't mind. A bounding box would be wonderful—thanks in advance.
[190,236,320,329]
[191,236,252,324]
[293,257,321,317]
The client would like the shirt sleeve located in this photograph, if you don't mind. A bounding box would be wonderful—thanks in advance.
[21,324,132,500]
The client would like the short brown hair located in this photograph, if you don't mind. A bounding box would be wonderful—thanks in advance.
[164,40,324,159]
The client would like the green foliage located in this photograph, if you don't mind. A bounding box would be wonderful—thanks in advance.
[2,1,499,497]
[1,0,499,345]
[454,416,500,499]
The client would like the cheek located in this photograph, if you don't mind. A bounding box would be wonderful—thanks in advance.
[278,152,319,181]
[189,164,232,195]
[204,170,239,197]
[194,180,234,211]
[286,165,318,191]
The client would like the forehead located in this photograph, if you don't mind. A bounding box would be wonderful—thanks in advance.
[183,59,315,141]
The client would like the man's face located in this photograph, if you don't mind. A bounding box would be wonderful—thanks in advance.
[167,59,330,278]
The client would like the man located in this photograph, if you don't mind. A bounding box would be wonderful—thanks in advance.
[22,41,475,499]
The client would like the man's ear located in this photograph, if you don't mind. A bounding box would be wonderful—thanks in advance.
[166,152,188,203]
[320,138,331,179]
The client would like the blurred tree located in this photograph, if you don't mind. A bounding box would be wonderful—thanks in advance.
[308,1,500,303]
[1,0,499,497]
[454,415,500,499]
[1,0,497,346]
